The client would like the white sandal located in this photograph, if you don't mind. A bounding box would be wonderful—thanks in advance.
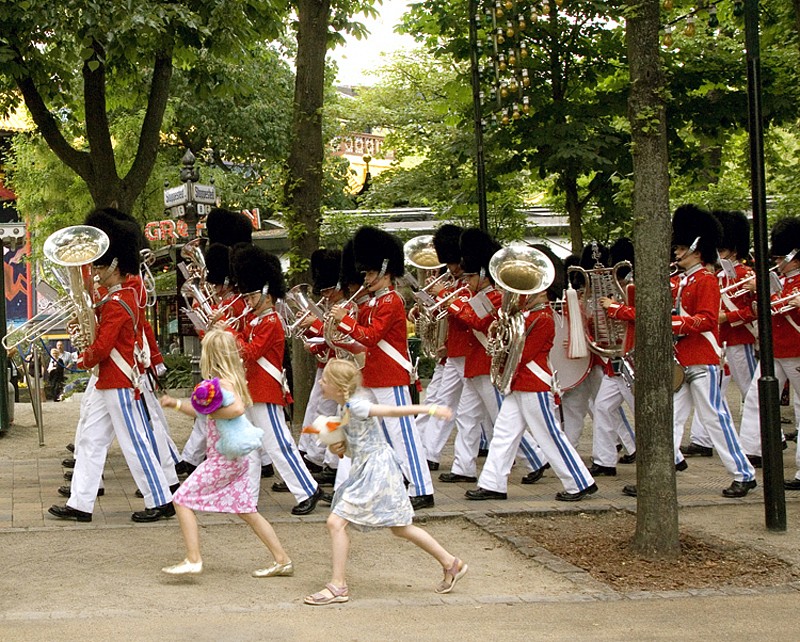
[252,560,294,578]
[435,558,467,594]
[304,583,349,605]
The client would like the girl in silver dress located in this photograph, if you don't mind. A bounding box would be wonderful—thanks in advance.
[304,359,468,606]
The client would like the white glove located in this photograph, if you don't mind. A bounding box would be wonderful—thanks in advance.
[155,363,168,377]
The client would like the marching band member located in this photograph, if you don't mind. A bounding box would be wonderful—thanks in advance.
[418,224,470,470]
[684,210,757,458]
[737,217,800,485]
[329,226,435,510]
[230,244,323,515]
[49,212,174,522]
[465,278,598,502]
[593,237,637,475]
[438,229,503,483]
[296,248,344,485]
[668,204,756,498]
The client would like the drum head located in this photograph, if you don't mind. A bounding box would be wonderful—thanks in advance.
[550,310,591,393]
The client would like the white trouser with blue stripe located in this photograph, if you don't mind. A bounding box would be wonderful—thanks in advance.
[739,357,800,459]
[451,375,502,478]
[673,365,755,482]
[421,357,465,463]
[248,402,318,504]
[560,365,603,447]
[689,343,757,448]
[366,385,434,497]
[298,368,339,468]
[478,391,595,494]
[592,374,636,467]
[68,387,172,513]
[140,379,179,487]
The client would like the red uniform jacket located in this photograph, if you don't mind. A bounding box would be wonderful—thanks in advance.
[79,284,142,389]
[237,309,286,405]
[672,264,722,366]
[718,262,756,347]
[511,305,555,393]
[772,270,800,359]
[603,281,636,376]
[448,286,502,378]
[336,287,410,388]
[305,316,335,369]
[441,279,471,358]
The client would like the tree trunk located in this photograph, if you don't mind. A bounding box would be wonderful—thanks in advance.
[626,0,680,558]
[284,0,330,424]
[564,173,584,254]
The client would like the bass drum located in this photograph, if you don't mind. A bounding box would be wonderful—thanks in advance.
[673,359,686,392]
[550,308,591,393]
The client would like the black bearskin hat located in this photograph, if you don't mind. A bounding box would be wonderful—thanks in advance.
[90,207,150,249]
[339,238,362,288]
[432,224,463,265]
[610,236,634,280]
[205,243,232,285]
[352,226,404,277]
[84,210,141,275]
[230,245,286,299]
[311,248,342,295]
[713,210,750,258]
[770,217,800,258]
[205,208,253,247]
[530,243,565,302]
[564,253,583,289]
[580,241,609,270]
[459,228,501,277]
[671,204,721,265]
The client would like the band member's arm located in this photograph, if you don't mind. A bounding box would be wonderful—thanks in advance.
[236,318,280,365]
[335,297,396,347]
[671,278,719,335]
[447,293,500,333]
[79,300,128,369]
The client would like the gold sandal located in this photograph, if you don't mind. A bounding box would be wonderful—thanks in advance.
[435,558,468,594]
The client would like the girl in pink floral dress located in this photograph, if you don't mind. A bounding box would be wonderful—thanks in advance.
[159,329,293,578]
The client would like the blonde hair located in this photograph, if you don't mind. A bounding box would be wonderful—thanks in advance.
[200,328,252,406]
[322,358,361,404]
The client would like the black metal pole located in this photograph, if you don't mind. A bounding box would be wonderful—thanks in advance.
[0,237,8,434]
[744,0,785,531]
[469,0,489,233]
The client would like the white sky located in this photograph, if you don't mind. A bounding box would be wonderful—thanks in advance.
[330,0,417,86]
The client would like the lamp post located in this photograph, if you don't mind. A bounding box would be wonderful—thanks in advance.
[743,0,785,531]
[468,0,489,233]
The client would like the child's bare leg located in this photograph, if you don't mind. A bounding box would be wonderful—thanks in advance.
[390,524,455,569]
[327,513,350,587]
[175,503,201,563]
[239,512,291,564]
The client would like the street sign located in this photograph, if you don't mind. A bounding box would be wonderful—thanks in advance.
[192,184,216,205]
[170,204,185,218]
[163,184,189,208]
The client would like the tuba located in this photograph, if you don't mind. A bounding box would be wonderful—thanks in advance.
[4,226,109,351]
[178,237,217,332]
[486,245,556,395]
[403,235,450,358]
[323,286,368,368]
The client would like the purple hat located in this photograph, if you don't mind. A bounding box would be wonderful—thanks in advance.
[191,377,224,415]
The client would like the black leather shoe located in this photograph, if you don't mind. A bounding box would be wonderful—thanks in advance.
[438,472,477,483]
[131,503,176,522]
[313,466,337,486]
[465,488,507,501]
[66,443,75,453]
[302,457,323,474]
[675,460,688,472]
[555,482,598,502]
[319,491,334,506]
[622,485,637,497]
[618,452,636,464]
[478,448,489,458]
[291,486,323,515]
[410,494,435,510]
[48,504,92,522]
[427,460,440,471]
[521,465,547,484]
[58,485,103,498]
[589,463,617,476]
[680,443,713,457]
[747,455,762,468]
[63,470,73,481]
[722,480,757,498]
[62,457,76,468]
[261,464,275,478]
[784,479,800,490]
[272,481,290,493]
[174,461,197,477]
[786,431,798,442]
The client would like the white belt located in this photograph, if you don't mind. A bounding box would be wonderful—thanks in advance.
[109,348,138,387]
[472,329,489,350]
[524,359,553,388]
[256,356,291,395]
[377,339,417,380]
